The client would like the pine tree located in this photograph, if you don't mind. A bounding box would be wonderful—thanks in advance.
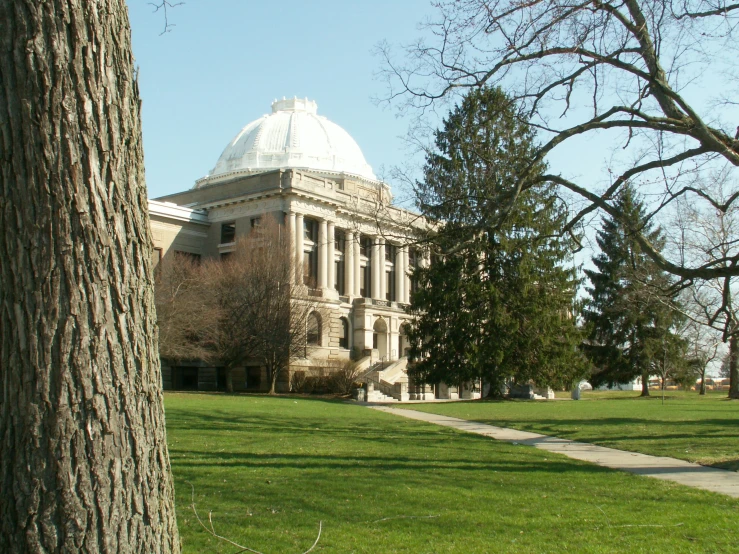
[407,87,587,396]
[583,185,683,396]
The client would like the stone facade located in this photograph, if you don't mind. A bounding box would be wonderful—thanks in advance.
[149,98,435,394]
[150,167,426,392]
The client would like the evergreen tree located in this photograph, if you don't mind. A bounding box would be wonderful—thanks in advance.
[583,185,683,396]
[720,352,731,379]
[407,87,587,396]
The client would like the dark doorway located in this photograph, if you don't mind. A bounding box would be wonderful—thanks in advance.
[173,367,198,390]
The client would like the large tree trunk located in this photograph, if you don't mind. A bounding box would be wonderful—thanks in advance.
[640,370,650,397]
[729,334,739,399]
[699,367,706,395]
[0,2,180,552]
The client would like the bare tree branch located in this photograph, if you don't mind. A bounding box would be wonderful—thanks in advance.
[149,1,184,35]
[379,0,739,288]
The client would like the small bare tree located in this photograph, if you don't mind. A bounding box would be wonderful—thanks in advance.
[680,319,721,394]
[242,218,326,394]
[155,252,211,362]
[155,217,323,393]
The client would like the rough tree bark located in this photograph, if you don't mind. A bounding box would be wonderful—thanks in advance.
[640,370,650,398]
[729,335,739,400]
[0,1,180,552]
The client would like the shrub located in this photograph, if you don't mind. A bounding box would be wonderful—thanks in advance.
[328,360,363,395]
[291,370,308,393]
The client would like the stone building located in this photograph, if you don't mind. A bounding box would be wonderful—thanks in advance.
[150,97,435,398]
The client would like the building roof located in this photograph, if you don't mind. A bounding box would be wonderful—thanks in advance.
[148,199,209,224]
[201,97,376,187]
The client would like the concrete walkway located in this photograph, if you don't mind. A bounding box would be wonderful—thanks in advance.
[369,406,739,498]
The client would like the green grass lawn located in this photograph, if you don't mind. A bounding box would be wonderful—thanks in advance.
[165,393,738,553]
[410,390,739,471]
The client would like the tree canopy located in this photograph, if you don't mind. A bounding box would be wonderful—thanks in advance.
[583,185,684,395]
[408,87,587,395]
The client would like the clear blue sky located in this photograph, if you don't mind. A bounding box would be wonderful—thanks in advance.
[127,0,436,201]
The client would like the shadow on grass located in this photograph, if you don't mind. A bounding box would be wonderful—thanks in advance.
[461,417,738,438]
[169,447,616,476]
[710,460,739,471]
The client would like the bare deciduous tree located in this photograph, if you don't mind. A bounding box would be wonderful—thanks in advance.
[234,218,323,394]
[380,0,739,285]
[680,319,721,394]
[673,172,739,396]
[155,217,323,394]
[156,252,212,362]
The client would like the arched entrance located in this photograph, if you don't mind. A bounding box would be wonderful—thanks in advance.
[373,317,388,360]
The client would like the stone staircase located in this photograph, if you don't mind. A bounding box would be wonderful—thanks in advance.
[366,389,398,402]
[361,357,410,402]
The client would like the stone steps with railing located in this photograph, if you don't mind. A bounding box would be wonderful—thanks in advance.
[361,357,410,401]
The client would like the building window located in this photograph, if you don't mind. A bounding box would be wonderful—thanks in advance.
[361,265,371,298]
[409,248,418,269]
[250,216,261,229]
[360,236,372,257]
[307,312,321,346]
[339,317,349,349]
[220,222,236,244]
[336,260,345,294]
[304,251,317,287]
[409,248,419,297]
[335,229,345,252]
[304,218,318,242]
[385,243,394,261]
[386,270,395,301]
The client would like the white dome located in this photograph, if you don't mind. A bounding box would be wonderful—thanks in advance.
[206,97,376,183]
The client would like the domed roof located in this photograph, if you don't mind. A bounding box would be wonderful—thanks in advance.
[205,97,376,184]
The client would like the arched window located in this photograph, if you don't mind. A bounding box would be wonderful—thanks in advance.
[307,312,321,346]
[339,317,350,349]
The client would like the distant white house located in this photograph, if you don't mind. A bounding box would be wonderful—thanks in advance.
[586,376,643,391]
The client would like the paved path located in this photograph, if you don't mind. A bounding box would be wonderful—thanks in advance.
[369,406,739,498]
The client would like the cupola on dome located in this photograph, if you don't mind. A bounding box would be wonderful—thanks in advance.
[205,97,376,184]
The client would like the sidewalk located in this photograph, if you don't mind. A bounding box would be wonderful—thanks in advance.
[369,406,739,498]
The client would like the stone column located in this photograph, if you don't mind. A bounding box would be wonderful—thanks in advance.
[379,239,386,300]
[295,213,304,284]
[318,219,328,289]
[353,234,362,297]
[327,221,335,290]
[395,245,404,304]
[402,246,410,303]
[345,231,354,297]
[371,237,380,299]
[389,317,398,361]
